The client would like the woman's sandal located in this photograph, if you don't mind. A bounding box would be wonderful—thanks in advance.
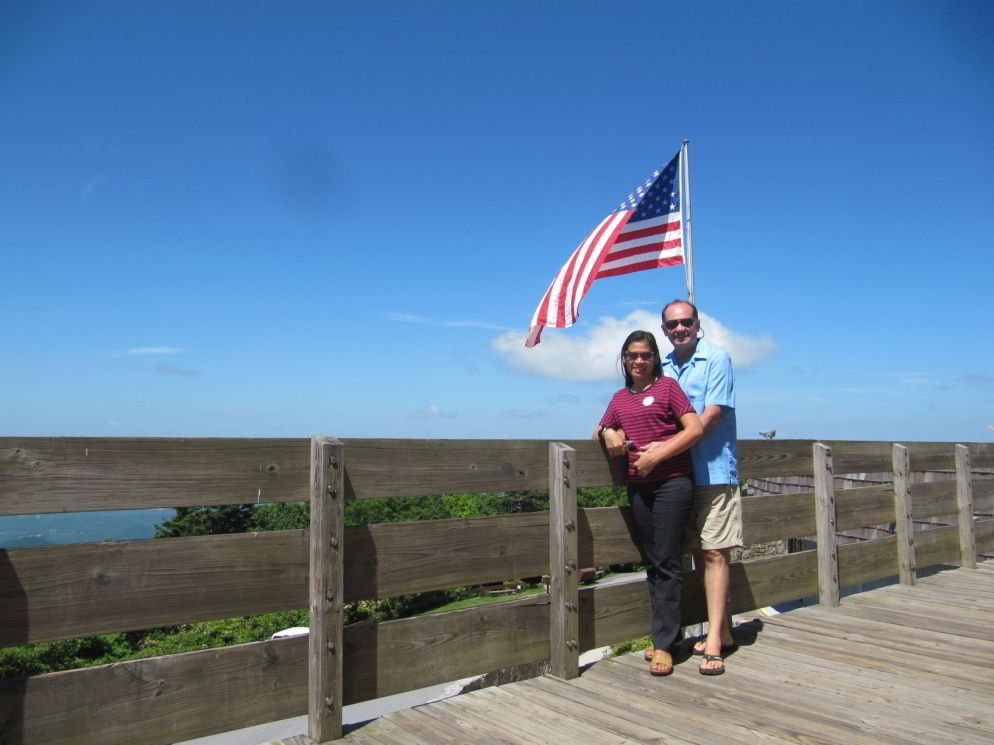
[648,649,673,676]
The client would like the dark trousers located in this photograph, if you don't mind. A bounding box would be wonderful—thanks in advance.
[627,476,693,652]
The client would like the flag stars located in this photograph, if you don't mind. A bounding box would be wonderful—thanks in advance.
[612,152,681,219]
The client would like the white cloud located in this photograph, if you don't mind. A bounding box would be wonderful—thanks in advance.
[701,313,778,368]
[407,403,456,420]
[383,312,511,332]
[490,310,777,381]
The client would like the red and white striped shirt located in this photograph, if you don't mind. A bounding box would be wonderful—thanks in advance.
[599,377,694,483]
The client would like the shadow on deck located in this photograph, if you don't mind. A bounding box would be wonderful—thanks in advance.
[332,561,994,745]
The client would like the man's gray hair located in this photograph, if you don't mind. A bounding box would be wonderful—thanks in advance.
[661,298,699,320]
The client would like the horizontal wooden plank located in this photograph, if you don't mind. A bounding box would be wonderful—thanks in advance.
[4,437,992,513]
[743,484,901,545]
[0,437,311,514]
[744,479,974,545]
[2,594,553,745]
[727,549,819,612]
[824,440,994,473]
[741,484,897,544]
[576,578,648,650]
[347,511,550,599]
[0,531,310,646]
[742,490,815,545]
[910,480,958,520]
[2,510,567,645]
[342,595,550,703]
[10,537,970,745]
[741,440,994,478]
[834,524,963,590]
[2,504,821,647]
[974,478,994,515]
[838,534,898,590]
[974,517,994,554]
[345,439,564,498]
[914,524,962,570]
[738,439,815,478]
[577,549,819,650]
[6,501,966,647]
[579,506,641,566]
[0,636,308,745]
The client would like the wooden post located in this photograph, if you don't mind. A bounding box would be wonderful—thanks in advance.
[548,441,578,679]
[892,443,916,586]
[307,435,345,745]
[813,443,839,606]
[955,444,977,569]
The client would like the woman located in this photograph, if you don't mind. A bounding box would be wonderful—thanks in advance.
[594,330,703,676]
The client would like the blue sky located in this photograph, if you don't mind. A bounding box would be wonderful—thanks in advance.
[2,0,992,443]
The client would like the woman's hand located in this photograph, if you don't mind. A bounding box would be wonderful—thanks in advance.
[631,413,704,477]
[633,446,659,477]
[601,427,628,457]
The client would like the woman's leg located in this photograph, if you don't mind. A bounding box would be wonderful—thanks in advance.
[629,477,694,654]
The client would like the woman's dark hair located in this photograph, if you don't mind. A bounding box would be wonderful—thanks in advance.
[620,330,663,388]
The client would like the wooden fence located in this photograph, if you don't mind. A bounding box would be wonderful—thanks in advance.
[1,437,993,745]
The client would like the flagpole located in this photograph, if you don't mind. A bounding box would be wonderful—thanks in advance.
[681,139,695,305]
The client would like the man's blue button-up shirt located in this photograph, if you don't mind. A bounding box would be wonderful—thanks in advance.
[662,340,738,486]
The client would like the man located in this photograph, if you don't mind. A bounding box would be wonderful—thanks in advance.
[660,299,741,675]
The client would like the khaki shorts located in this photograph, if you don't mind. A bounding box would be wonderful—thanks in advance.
[684,484,743,551]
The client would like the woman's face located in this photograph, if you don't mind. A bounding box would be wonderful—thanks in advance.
[624,340,655,382]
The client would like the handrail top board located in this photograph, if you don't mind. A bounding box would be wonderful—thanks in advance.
[2,436,992,514]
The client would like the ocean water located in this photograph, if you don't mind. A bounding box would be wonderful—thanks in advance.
[0,509,174,548]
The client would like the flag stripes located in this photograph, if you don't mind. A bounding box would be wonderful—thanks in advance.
[525,148,686,347]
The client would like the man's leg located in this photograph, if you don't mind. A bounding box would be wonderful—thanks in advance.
[689,484,742,672]
[697,547,734,672]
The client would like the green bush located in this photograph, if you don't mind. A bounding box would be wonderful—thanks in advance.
[610,635,652,656]
[0,610,309,679]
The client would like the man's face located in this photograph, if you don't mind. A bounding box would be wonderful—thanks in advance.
[662,302,699,354]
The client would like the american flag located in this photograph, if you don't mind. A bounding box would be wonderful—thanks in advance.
[525,149,685,347]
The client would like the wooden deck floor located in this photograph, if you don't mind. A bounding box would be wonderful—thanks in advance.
[334,561,994,745]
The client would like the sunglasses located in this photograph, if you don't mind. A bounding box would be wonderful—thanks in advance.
[624,351,655,361]
[663,318,696,330]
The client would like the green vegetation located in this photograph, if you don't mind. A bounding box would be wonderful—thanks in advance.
[0,610,309,679]
[2,486,632,680]
[422,586,545,615]
[610,635,652,656]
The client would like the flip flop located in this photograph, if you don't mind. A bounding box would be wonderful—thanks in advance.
[699,653,725,676]
[648,650,673,676]
[691,640,737,656]
[643,647,654,661]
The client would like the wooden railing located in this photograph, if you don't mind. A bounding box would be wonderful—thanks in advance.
[1,437,993,745]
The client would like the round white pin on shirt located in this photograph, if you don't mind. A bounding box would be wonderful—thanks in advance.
[642,396,654,406]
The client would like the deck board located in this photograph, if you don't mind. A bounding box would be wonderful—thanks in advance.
[333,562,994,745]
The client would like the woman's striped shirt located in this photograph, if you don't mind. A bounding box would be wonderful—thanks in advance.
[598,376,694,483]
